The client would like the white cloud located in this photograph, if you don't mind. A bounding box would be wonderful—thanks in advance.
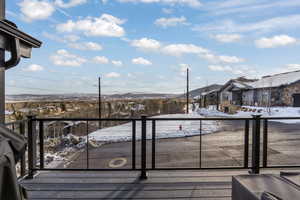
[200,53,244,64]
[106,72,120,78]
[154,16,188,28]
[204,1,300,16]
[64,35,80,42]
[212,34,242,43]
[255,35,297,48]
[68,42,103,51]
[112,60,123,67]
[93,56,109,64]
[127,73,135,78]
[132,57,152,65]
[43,32,82,44]
[162,8,173,14]
[50,49,87,66]
[208,65,256,76]
[131,38,161,51]
[23,64,44,72]
[118,0,202,8]
[56,14,126,37]
[208,65,232,72]
[54,0,87,8]
[179,63,190,75]
[19,0,55,22]
[275,64,300,74]
[195,15,300,34]
[218,55,244,63]
[162,44,209,56]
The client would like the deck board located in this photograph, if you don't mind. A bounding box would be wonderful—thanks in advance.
[19,170,268,200]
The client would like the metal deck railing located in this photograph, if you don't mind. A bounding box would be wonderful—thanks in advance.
[5,115,300,179]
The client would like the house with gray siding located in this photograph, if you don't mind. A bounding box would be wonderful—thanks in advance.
[241,70,300,107]
[218,77,256,113]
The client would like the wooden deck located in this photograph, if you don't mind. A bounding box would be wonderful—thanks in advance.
[18,170,257,200]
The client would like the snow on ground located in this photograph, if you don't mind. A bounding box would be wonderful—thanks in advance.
[89,112,220,143]
[198,106,300,124]
[5,110,13,115]
[44,153,66,168]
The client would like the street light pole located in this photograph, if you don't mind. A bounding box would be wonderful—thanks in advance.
[98,77,102,129]
[0,0,5,124]
[186,67,189,114]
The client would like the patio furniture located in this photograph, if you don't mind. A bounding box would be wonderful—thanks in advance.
[232,174,300,200]
[0,125,26,200]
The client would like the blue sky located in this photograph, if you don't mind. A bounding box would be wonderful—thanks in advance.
[5,0,300,94]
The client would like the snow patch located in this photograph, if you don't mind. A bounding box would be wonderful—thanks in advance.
[198,106,300,124]
[89,112,221,143]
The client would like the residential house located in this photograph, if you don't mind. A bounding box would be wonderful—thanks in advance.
[198,89,220,109]
[218,77,256,113]
[242,70,300,107]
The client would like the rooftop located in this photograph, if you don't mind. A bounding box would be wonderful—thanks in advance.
[249,70,300,89]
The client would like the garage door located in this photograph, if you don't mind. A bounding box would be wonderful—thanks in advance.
[293,94,300,107]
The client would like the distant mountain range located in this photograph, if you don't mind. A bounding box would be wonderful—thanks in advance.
[177,84,222,99]
[5,93,177,102]
[6,84,222,102]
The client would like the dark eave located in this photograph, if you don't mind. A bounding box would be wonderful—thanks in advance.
[0,20,42,48]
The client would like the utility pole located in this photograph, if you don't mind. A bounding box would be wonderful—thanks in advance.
[186,67,189,114]
[98,77,102,129]
[0,0,5,124]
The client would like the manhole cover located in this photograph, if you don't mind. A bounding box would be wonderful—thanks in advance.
[108,157,127,168]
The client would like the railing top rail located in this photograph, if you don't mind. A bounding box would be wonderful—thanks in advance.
[34,117,141,121]
[261,116,300,120]
[4,119,28,126]
[150,117,253,120]
[30,116,300,122]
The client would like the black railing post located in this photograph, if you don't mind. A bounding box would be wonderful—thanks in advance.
[263,119,268,168]
[199,120,202,168]
[251,115,261,174]
[132,120,136,170]
[27,115,37,178]
[151,120,156,169]
[244,120,249,168]
[19,121,26,177]
[86,121,89,169]
[39,121,44,169]
[140,115,147,180]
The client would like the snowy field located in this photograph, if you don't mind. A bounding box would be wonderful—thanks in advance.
[89,106,300,143]
[198,106,300,124]
[89,112,220,143]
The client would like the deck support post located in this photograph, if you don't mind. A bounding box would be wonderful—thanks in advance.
[0,0,5,124]
[250,115,261,174]
[140,115,147,180]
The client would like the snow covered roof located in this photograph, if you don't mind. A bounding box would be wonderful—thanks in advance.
[231,82,251,90]
[220,77,255,92]
[201,89,219,96]
[249,70,300,89]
